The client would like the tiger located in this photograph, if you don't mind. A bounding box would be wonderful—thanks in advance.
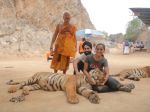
[112,66,150,81]
[7,68,105,104]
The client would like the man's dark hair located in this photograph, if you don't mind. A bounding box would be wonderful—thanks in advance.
[82,41,92,49]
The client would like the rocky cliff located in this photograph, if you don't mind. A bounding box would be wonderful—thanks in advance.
[0,0,94,57]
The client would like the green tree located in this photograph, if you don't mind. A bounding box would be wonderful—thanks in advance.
[125,17,145,41]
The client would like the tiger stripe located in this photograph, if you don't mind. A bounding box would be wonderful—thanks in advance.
[117,66,150,81]
[7,68,105,104]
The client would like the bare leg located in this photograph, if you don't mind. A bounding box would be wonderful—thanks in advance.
[63,69,67,74]
[54,69,57,73]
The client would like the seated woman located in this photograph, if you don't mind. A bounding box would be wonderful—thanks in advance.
[83,43,135,93]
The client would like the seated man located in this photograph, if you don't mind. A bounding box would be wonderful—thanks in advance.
[139,41,144,49]
[135,41,140,48]
[134,41,145,51]
[73,41,92,75]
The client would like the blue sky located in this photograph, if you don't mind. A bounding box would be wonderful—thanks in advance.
[81,0,150,34]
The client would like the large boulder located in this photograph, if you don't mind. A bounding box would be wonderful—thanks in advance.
[0,0,94,57]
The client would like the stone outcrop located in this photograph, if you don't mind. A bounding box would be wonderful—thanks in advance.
[0,0,94,57]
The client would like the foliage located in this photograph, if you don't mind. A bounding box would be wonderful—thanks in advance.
[108,33,124,43]
[125,17,145,41]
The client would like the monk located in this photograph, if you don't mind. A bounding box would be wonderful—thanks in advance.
[50,12,77,74]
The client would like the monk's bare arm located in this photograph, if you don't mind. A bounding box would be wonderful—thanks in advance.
[50,24,59,50]
[73,58,80,74]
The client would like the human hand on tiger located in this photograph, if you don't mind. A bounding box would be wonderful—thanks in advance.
[87,76,96,85]
[102,76,109,85]
[100,82,105,86]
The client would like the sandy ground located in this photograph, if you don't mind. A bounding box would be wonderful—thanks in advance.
[0,52,150,112]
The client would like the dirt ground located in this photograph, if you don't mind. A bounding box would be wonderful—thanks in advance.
[0,52,150,112]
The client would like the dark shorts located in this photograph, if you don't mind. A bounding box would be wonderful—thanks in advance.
[74,61,84,74]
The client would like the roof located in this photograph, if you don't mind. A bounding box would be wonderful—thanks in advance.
[130,8,150,26]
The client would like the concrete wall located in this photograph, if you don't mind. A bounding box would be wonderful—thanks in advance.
[146,28,150,52]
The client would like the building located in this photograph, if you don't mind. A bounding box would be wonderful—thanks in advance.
[130,8,150,52]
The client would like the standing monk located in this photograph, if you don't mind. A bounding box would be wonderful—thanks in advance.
[50,12,77,74]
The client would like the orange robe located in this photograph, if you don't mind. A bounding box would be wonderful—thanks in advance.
[79,41,84,54]
[51,24,77,71]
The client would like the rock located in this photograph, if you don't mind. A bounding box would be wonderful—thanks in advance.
[0,0,94,57]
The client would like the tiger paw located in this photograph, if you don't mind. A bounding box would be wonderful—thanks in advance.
[89,93,100,104]
[67,96,79,104]
[8,86,18,93]
[9,95,25,103]
[134,77,140,81]
[22,86,30,95]
[6,80,13,85]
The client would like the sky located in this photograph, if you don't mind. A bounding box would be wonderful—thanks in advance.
[81,0,150,34]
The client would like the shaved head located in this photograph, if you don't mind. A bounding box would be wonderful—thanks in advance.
[63,12,70,16]
[63,12,71,23]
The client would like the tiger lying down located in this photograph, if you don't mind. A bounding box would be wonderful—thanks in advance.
[112,66,150,81]
[7,68,105,104]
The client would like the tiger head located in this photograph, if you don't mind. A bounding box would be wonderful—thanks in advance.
[89,68,105,86]
[143,66,150,76]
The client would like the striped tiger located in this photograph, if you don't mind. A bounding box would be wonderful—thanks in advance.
[113,66,150,81]
[7,68,105,104]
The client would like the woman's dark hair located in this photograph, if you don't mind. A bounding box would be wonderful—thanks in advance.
[82,41,92,49]
[96,43,105,50]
